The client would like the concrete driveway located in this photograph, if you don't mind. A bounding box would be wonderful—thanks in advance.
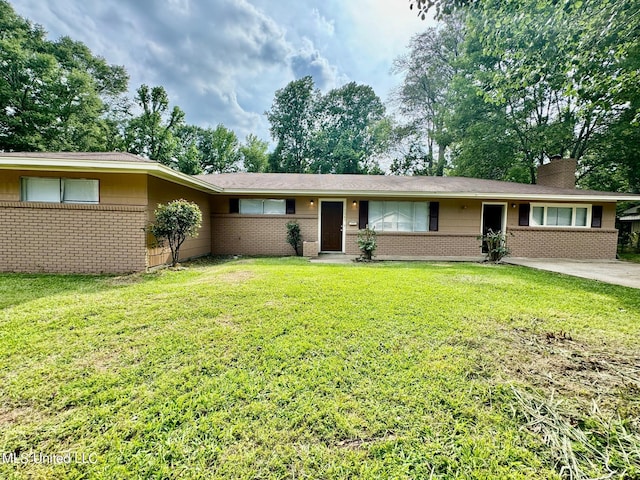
[506,258,640,289]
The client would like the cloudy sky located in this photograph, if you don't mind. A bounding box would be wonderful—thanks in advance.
[10,0,435,143]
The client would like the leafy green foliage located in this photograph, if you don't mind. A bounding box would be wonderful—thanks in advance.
[149,199,202,266]
[266,76,389,173]
[286,220,302,256]
[357,226,377,260]
[478,229,511,263]
[240,134,269,172]
[125,84,185,166]
[390,16,463,176]
[266,76,318,173]
[0,1,129,152]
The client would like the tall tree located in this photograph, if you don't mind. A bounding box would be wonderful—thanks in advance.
[198,124,241,173]
[391,16,463,176]
[311,82,389,174]
[266,77,390,173]
[240,134,269,172]
[265,76,318,172]
[125,85,184,165]
[0,1,128,152]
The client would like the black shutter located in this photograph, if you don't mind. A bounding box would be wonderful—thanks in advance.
[591,205,603,228]
[359,200,369,229]
[518,203,530,226]
[286,198,296,214]
[429,201,439,231]
[229,198,239,213]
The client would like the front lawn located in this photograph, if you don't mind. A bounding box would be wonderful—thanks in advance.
[1,259,639,479]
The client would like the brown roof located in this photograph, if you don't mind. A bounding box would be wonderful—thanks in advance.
[0,151,155,163]
[197,172,627,199]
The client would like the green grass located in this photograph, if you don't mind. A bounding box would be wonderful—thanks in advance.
[1,258,639,479]
[619,252,640,263]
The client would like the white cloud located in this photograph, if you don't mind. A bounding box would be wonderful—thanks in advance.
[8,0,433,143]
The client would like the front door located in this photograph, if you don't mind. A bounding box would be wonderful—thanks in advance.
[321,201,343,251]
[482,204,505,253]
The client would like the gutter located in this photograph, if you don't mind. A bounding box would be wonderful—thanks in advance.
[0,157,222,194]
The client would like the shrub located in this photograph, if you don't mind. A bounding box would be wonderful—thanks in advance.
[357,225,377,261]
[150,199,202,267]
[286,220,302,256]
[478,229,511,263]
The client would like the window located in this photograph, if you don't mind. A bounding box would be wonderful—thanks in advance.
[21,177,99,204]
[368,201,429,232]
[239,198,286,215]
[530,204,590,227]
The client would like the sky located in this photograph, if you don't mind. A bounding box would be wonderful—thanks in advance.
[10,0,435,144]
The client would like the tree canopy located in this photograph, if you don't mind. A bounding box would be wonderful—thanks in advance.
[395,0,640,192]
[266,76,389,174]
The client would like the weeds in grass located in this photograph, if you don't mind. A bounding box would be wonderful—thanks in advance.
[511,387,640,479]
[0,260,639,478]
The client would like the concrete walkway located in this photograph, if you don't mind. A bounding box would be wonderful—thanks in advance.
[506,258,640,289]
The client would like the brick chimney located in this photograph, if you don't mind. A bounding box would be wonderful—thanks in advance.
[537,156,577,189]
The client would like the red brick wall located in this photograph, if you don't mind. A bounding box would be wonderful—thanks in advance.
[0,202,147,273]
[509,227,618,259]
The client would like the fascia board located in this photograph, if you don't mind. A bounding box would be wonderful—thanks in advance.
[216,188,639,202]
[0,157,221,193]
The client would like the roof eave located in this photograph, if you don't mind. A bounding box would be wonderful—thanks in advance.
[217,188,634,202]
[0,157,222,193]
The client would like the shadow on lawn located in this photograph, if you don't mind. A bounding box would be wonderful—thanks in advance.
[0,273,135,310]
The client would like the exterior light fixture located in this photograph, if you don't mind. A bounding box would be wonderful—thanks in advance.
[310,199,314,206]
[352,200,357,207]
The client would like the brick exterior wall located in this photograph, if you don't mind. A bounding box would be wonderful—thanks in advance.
[211,215,317,256]
[147,177,212,267]
[0,202,147,273]
[345,232,480,256]
[537,158,578,189]
[508,227,618,259]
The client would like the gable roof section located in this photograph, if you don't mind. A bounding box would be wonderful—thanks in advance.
[197,173,639,202]
[0,152,221,193]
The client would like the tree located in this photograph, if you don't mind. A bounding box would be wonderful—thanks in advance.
[198,124,241,173]
[311,82,389,174]
[149,199,202,267]
[125,85,184,165]
[265,76,319,172]
[0,1,129,152]
[266,77,390,173]
[286,220,302,256]
[391,16,463,176]
[240,134,269,172]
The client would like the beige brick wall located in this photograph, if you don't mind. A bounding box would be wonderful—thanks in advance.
[147,177,212,267]
[345,232,480,256]
[0,202,147,273]
[509,227,618,259]
[537,158,577,189]
[211,215,317,255]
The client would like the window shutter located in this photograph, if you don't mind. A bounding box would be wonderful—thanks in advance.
[359,200,369,229]
[591,205,603,228]
[229,198,239,213]
[518,203,530,226]
[429,202,439,231]
[286,198,296,214]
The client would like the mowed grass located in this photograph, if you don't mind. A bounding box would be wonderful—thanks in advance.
[1,258,639,479]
